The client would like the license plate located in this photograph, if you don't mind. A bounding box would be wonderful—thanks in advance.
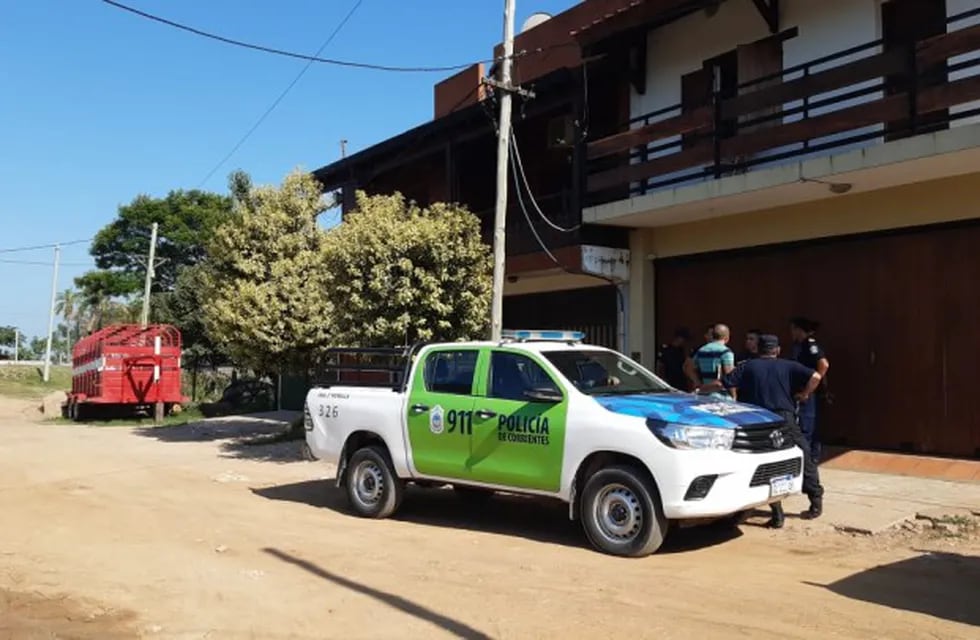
[769,474,794,497]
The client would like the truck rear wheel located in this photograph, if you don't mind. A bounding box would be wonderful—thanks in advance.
[346,446,404,519]
[580,466,667,557]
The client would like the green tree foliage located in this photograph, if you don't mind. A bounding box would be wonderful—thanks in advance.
[0,326,16,348]
[201,169,332,373]
[27,336,46,361]
[76,189,232,297]
[155,265,223,368]
[322,191,492,346]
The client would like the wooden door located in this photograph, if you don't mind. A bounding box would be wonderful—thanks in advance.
[680,67,713,150]
[882,0,948,138]
[654,223,980,457]
[736,34,784,134]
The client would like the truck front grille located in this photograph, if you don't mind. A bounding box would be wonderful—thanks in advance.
[733,421,795,453]
[749,458,803,487]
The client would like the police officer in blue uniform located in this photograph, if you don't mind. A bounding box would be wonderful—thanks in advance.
[656,327,697,391]
[790,317,830,464]
[700,334,825,528]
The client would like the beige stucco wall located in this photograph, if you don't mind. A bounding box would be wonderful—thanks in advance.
[628,171,980,364]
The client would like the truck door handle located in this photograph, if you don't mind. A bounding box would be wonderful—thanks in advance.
[410,404,429,413]
[476,409,497,419]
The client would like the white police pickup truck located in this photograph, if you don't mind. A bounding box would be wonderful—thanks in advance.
[305,330,804,557]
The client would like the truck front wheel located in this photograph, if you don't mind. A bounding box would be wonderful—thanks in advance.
[346,446,404,519]
[581,466,667,557]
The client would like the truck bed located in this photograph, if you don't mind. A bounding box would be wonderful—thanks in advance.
[305,386,409,476]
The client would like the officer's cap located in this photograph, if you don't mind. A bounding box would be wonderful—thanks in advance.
[759,334,780,352]
[790,316,820,332]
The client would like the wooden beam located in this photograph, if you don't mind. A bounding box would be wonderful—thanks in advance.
[722,75,980,160]
[722,48,906,120]
[722,94,907,159]
[751,0,779,34]
[572,0,711,47]
[587,143,714,192]
[506,245,583,274]
[917,23,980,69]
[587,106,713,159]
[917,73,980,115]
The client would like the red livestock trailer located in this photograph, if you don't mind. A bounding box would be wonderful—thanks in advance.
[66,323,186,421]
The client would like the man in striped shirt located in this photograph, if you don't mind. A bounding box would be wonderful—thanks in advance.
[686,323,736,400]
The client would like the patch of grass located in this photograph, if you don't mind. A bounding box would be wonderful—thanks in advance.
[48,405,205,428]
[0,365,71,399]
[935,515,975,527]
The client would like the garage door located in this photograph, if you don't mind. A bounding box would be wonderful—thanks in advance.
[655,222,980,458]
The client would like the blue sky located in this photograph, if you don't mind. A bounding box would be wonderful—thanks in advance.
[1,0,574,338]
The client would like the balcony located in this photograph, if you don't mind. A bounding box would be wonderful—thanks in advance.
[585,7,980,207]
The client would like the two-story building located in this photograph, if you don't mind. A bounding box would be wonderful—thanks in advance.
[578,0,980,458]
[313,0,980,459]
[312,1,653,350]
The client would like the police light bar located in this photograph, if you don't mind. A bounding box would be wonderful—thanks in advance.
[502,329,585,342]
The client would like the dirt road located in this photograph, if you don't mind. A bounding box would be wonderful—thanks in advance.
[0,396,977,640]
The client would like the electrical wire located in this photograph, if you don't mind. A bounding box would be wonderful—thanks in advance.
[196,0,365,188]
[0,238,91,254]
[101,0,487,73]
[0,258,92,267]
[506,138,625,313]
[100,1,578,73]
[509,131,580,232]
[508,140,560,265]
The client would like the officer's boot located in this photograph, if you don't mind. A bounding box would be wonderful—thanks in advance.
[801,496,823,520]
[768,502,785,529]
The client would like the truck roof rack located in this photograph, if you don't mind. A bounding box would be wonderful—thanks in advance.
[500,329,585,345]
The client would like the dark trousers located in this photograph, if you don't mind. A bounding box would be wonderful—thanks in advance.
[775,409,823,502]
[797,395,821,463]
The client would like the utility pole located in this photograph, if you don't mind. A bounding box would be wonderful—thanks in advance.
[43,245,60,382]
[140,222,159,327]
[13,328,19,362]
[489,0,517,342]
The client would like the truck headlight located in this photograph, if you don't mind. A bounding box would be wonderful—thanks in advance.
[648,420,734,450]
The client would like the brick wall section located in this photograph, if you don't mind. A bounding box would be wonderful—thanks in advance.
[434,63,486,118]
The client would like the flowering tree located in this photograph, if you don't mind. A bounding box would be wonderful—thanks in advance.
[322,191,491,346]
[201,169,332,372]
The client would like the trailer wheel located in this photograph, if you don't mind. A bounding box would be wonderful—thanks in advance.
[345,446,404,519]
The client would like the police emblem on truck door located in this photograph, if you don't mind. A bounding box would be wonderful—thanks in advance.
[429,405,444,435]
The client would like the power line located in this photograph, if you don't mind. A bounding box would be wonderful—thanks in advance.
[197,0,365,188]
[510,131,580,232]
[0,239,91,254]
[0,258,91,267]
[100,0,486,73]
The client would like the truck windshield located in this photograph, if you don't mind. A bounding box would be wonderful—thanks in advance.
[543,350,673,396]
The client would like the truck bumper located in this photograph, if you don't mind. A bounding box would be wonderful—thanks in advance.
[659,447,805,519]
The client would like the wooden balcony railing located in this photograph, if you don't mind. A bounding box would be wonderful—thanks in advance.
[586,7,980,199]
